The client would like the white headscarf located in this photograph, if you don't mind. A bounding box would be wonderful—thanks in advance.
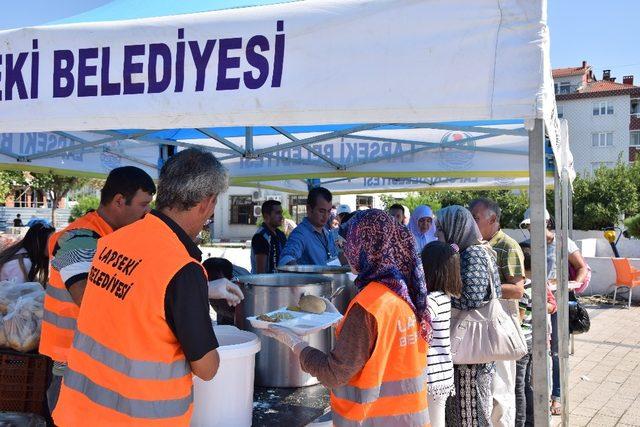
[408,205,438,253]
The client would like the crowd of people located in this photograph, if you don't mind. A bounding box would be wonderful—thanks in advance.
[0,152,589,426]
[255,186,589,426]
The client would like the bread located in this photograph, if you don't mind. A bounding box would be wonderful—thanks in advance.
[299,295,326,314]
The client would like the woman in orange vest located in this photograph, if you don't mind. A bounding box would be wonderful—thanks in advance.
[265,209,431,426]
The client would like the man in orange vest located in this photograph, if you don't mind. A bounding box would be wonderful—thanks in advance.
[41,166,156,411]
[54,148,242,426]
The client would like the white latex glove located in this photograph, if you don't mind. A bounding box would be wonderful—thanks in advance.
[262,325,309,356]
[321,297,340,314]
[208,278,244,307]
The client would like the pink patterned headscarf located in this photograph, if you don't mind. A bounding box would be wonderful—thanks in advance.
[341,209,431,342]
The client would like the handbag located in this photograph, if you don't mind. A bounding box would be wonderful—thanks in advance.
[568,291,590,334]
[450,247,528,365]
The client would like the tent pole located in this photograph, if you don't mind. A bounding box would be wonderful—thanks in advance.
[559,141,572,426]
[529,118,550,426]
[555,165,570,426]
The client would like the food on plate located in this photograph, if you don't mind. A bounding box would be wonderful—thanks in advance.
[257,312,294,323]
[298,295,326,314]
[286,305,301,312]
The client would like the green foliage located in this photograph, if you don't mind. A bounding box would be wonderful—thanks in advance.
[571,161,639,230]
[0,171,29,203]
[382,189,529,229]
[624,214,640,239]
[69,196,100,223]
[382,161,640,231]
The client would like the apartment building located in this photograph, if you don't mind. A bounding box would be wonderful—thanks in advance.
[553,61,639,175]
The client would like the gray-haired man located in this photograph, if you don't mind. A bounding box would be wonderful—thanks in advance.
[53,149,243,426]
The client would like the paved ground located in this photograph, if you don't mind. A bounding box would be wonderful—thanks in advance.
[551,302,640,426]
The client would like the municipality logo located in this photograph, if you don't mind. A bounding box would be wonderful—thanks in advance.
[438,131,476,170]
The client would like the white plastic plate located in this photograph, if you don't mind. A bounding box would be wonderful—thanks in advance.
[247,308,343,336]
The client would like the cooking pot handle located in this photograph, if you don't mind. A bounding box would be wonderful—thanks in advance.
[328,285,346,300]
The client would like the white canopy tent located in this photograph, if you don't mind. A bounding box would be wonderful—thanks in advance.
[0,0,572,424]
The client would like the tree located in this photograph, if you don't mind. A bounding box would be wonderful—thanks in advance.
[571,162,639,230]
[0,171,29,204]
[26,171,89,227]
[382,189,529,229]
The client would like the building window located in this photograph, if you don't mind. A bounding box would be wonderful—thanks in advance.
[631,99,640,117]
[593,101,614,116]
[591,162,615,173]
[557,105,564,119]
[288,195,307,224]
[631,131,640,147]
[591,132,614,147]
[229,196,258,225]
[557,82,571,94]
[356,195,373,209]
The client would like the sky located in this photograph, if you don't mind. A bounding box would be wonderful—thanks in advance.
[0,0,639,83]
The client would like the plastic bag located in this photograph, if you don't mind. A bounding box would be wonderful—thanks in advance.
[568,291,590,334]
[0,281,44,314]
[4,295,43,352]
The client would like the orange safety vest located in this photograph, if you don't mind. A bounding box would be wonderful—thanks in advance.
[40,211,113,363]
[331,282,430,427]
[53,213,204,427]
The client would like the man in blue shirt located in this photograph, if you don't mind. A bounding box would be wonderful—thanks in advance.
[279,187,338,266]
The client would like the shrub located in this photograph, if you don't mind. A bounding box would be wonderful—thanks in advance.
[69,196,100,222]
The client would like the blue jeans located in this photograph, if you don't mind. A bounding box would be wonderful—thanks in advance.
[515,346,534,427]
[550,312,560,399]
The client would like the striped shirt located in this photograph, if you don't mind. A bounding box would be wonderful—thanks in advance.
[426,291,454,396]
[488,229,525,283]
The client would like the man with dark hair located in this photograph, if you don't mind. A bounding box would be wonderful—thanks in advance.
[54,149,243,426]
[388,203,406,224]
[251,199,287,274]
[469,197,525,427]
[279,187,338,266]
[13,213,23,227]
[40,166,156,412]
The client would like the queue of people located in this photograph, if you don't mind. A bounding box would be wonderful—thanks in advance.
[253,192,588,426]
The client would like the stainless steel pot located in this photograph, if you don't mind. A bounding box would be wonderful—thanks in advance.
[277,265,357,314]
[234,273,333,388]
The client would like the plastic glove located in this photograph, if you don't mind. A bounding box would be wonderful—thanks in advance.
[321,297,340,314]
[208,278,244,307]
[262,325,309,356]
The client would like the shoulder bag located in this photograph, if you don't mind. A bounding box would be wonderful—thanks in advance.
[450,247,528,365]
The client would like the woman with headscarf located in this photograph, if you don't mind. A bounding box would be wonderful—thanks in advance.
[409,205,438,253]
[265,209,431,426]
[436,205,502,427]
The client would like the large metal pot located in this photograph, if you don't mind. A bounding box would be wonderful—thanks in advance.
[234,273,333,388]
[277,265,357,314]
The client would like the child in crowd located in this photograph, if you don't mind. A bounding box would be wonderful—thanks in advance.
[203,257,236,325]
[421,241,462,427]
[515,243,557,427]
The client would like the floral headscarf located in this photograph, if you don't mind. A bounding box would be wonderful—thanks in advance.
[341,209,431,342]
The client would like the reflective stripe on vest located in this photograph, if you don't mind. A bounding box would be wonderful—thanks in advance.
[43,309,77,330]
[332,373,426,404]
[73,331,190,380]
[63,368,193,419]
[46,285,75,304]
[332,408,430,427]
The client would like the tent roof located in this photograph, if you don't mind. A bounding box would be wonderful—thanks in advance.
[0,0,571,191]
